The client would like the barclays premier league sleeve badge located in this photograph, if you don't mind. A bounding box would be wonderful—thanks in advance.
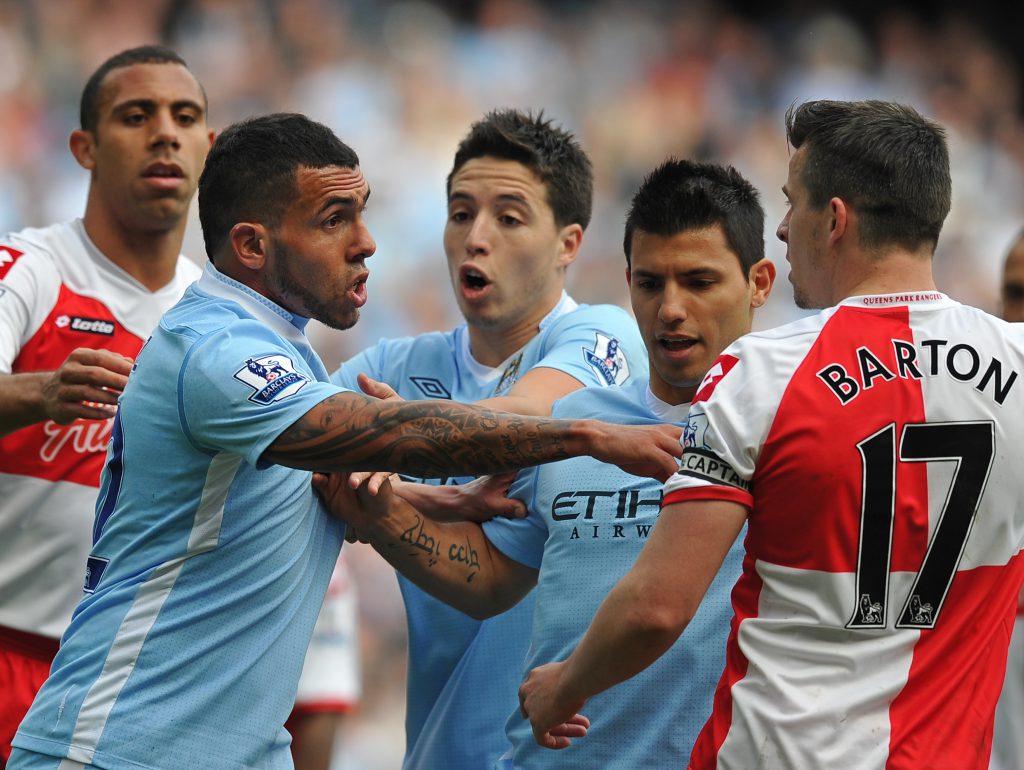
[234,354,310,405]
[583,333,629,386]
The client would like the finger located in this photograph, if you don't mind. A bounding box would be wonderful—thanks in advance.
[499,498,528,519]
[548,714,589,737]
[55,403,118,423]
[348,471,375,489]
[533,727,572,750]
[366,472,394,495]
[68,386,123,406]
[543,733,573,750]
[68,347,135,374]
[311,473,328,490]
[357,372,400,401]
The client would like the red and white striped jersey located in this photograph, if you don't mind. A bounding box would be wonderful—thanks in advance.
[663,292,1024,770]
[0,220,200,640]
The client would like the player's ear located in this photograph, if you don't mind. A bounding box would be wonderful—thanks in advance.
[828,197,848,248]
[69,129,97,171]
[748,258,776,309]
[556,223,583,270]
[230,223,267,272]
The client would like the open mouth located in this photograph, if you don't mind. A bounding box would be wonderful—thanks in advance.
[459,265,492,300]
[659,336,698,353]
[348,273,369,307]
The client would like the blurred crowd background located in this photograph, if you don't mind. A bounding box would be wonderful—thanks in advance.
[1,1,1021,767]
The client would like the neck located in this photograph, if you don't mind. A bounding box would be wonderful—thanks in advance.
[467,297,561,367]
[82,197,187,292]
[649,368,696,407]
[832,247,937,305]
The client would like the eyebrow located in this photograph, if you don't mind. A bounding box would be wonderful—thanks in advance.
[632,266,722,279]
[447,191,532,209]
[316,187,371,217]
[111,98,206,116]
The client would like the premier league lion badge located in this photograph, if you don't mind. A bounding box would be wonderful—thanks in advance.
[583,333,629,386]
[234,354,310,405]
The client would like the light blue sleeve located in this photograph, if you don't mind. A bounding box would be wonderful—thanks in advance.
[332,339,385,390]
[535,304,646,388]
[482,467,547,570]
[179,321,344,467]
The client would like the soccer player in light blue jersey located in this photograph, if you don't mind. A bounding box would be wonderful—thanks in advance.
[319,159,775,768]
[7,114,682,770]
[332,109,647,770]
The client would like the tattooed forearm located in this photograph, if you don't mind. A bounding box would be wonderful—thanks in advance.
[399,515,441,568]
[266,391,588,476]
[448,535,481,583]
[385,515,481,585]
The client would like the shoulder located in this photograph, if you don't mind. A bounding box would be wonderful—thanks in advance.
[551,379,653,422]
[161,286,262,342]
[341,328,459,372]
[548,302,634,332]
[0,222,75,275]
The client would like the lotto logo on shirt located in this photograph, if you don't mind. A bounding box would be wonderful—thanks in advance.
[56,315,116,336]
[234,354,309,405]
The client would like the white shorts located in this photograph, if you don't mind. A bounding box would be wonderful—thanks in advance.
[293,553,361,712]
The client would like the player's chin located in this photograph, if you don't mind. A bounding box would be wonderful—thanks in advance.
[319,306,360,331]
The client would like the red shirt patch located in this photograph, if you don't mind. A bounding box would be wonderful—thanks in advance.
[693,354,739,404]
[0,244,25,279]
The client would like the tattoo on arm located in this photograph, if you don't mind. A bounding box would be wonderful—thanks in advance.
[390,514,480,583]
[267,392,578,476]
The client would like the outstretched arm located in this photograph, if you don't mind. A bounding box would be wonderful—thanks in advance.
[0,348,133,437]
[476,367,586,417]
[314,473,538,618]
[519,498,747,750]
[264,390,682,481]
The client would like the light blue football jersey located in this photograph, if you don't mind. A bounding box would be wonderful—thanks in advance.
[483,378,743,770]
[333,294,646,770]
[12,264,347,770]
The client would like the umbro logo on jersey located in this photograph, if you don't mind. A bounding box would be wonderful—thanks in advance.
[234,354,309,405]
[0,244,24,279]
[410,376,452,399]
[693,354,739,404]
[56,315,116,336]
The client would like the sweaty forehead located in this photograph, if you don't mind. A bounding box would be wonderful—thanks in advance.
[98,62,205,115]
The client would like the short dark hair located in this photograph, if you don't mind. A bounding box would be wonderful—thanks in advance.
[198,113,360,260]
[447,109,593,230]
[623,159,765,273]
[80,45,205,133]
[785,100,951,253]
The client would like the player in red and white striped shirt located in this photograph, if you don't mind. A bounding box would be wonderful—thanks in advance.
[0,46,213,763]
[520,100,1024,770]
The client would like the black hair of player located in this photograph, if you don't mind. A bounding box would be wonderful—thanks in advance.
[785,100,951,254]
[80,45,207,134]
[198,113,360,261]
[623,158,765,274]
[447,109,593,230]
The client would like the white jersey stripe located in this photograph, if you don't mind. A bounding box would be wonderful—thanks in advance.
[67,453,240,759]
